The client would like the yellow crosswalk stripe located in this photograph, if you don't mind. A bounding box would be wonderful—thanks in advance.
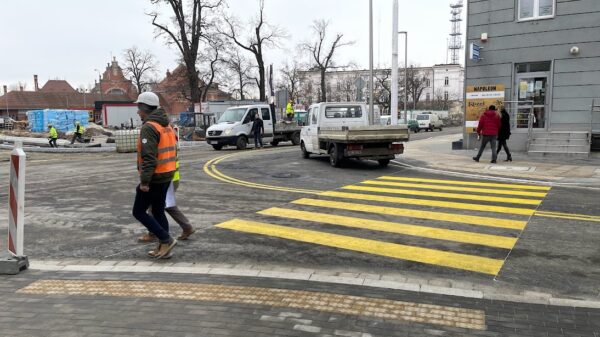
[342,185,542,206]
[216,219,505,275]
[258,208,518,249]
[379,176,551,191]
[320,191,536,216]
[292,198,527,230]
[363,180,547,198]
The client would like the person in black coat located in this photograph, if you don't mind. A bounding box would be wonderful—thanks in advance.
[497,107,512,162]
[252,113,264,149]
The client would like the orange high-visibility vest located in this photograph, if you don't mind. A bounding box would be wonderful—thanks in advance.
[137,121,177,174]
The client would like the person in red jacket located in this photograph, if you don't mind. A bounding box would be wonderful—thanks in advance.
[473,105,501,163]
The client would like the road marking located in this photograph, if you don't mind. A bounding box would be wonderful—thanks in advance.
[19,279,486,329]
[292,198,527,230]
[534,210,600,222]
[258,207,518,249]
[321,191,536,216]
[378,176,551,191]
[363,180,548,198]
[216,219,505,275]
[342,185,542,205]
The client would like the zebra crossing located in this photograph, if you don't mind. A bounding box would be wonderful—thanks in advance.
[214,175,551,276]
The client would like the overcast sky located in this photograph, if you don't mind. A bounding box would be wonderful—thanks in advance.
[0,0,466,91]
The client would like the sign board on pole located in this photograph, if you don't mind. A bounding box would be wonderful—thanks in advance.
[465,85,505,133]
[469,43,482,62]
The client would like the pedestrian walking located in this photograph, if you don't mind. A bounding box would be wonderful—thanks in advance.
[138,146,196,243]
[473,105,501,163]
[70,121,85,144]
[131,91,178,259]
[497,107,512,162]
[252,112,264,149]
[48,124,58,148]
[286,99,294,121]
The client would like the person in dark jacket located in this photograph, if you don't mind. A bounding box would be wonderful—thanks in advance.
[252,112,264,149]
[496,107,512,162]
[132,92,178,259]
[473,105,501,163]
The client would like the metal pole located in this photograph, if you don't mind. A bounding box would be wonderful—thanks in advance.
[369,0,374,125]
[399,32,408,122]
[391,0,399,125]
[432,66,435,110]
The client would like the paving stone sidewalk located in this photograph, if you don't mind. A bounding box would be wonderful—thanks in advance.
[1,269,599,337]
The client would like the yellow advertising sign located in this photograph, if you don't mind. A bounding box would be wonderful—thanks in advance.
[465,85,505,133]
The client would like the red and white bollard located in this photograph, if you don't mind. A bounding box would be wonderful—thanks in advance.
[1,141,28,274]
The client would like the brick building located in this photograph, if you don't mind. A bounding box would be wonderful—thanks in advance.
[92,57,137,99]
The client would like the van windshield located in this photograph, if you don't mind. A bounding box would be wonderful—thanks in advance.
[218,108,247,123]
[416,115,430,121]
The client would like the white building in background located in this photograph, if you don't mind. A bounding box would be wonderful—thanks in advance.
[297,64,464,111]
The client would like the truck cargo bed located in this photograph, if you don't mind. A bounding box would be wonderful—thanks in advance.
[318,125,409,143]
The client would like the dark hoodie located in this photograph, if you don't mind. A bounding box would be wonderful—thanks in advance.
[138,108,175,185]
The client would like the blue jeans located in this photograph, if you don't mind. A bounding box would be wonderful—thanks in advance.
[132,182,171,243]
[254,132,263,148]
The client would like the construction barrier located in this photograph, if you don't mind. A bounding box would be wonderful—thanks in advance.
[8,142,26,256]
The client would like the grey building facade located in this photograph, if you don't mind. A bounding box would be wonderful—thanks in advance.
[465,0,600,154]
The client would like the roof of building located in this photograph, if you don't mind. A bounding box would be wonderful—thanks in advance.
[0,91,132,110]
[40,80,77,93]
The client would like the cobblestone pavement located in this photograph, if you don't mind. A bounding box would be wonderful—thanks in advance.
[1,269,600,337]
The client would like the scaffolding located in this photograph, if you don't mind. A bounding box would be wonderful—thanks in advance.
[448,0,464,65]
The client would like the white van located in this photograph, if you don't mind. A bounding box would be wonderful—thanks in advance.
[416,113,443,132]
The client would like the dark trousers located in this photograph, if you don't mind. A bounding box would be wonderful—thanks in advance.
[475,135,497,161]
[254,132,263,148]
[49,138,57,148]
[497,139,512,159]
[132,182,171,243]
[71,133,84,144]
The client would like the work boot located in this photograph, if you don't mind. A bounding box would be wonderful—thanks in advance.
[138,232,157,243]
[155,239,177,259]
[472,157,479,162]
[147,243,161,258]
[178,228,197,240]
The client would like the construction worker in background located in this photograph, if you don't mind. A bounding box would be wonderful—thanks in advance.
[71,121,85,144]
[131,91,178,259]
[48,124,58,148]
[138,126,196,243]
[286,99,294,121]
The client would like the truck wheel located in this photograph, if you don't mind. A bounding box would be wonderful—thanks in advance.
[378,159,390,167]
[270,140,279,147]
[429,126,434,132]
[291,132,301,145]
[329,144,342,168]
[236,136,247,150]
[438,126,443,131]
[301,141,310,159]
[212,145,223,151]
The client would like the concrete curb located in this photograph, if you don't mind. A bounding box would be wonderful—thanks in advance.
[27,260,600,309]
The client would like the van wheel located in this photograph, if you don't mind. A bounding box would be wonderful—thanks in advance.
[291,131,301,145]
[378,159,390,167]
[329,144,342,167]
[429,126,434,132]
[212,145,222,151]
[270,140,279,147]
[301,141,310,159]
[236,136,247,150]
[438,126,443,131]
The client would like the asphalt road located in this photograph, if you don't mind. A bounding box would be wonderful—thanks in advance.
[1,126,599,299]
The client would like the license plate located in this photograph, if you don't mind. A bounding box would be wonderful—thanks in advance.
[207,140,214,144]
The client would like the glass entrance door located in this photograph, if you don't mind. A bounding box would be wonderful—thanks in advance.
[516,73,548,129]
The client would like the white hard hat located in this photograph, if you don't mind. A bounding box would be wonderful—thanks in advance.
[134,92,160,107]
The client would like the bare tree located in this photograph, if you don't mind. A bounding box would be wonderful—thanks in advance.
[148,0,223,103]
[221,0,285,101]
[406,65,429,109]
[302,20,353,102]
[198,36,225,102]
[122,46,158,94]
[223,48,254,100]
[373,70,392,113]
[279,61,302,102]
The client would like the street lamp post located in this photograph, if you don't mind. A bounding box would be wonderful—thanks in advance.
[398,31,408,123]
[391,0,399,125]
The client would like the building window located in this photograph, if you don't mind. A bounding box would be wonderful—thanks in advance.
[516,61,552,73]
[519,0,554,20]
[444,91,449,101]
[426,79,431,87]
[426,93,431,101]
[444,77,449,86]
